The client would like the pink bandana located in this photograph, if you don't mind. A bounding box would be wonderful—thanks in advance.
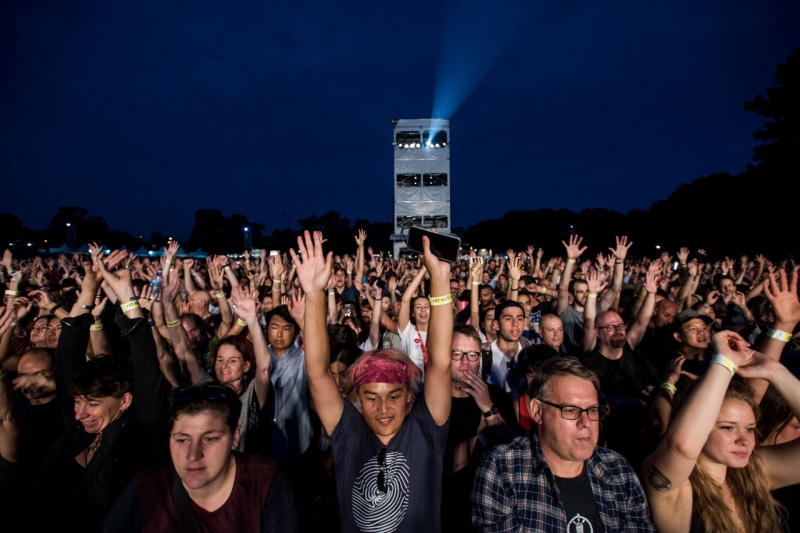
[353,358,413,386]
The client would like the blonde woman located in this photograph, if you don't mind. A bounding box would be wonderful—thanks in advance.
[642,330,800,532]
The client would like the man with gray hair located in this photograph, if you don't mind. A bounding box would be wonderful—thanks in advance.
[471,358,656,532]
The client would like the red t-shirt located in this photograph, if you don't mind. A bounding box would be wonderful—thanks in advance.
[136,452,277,532]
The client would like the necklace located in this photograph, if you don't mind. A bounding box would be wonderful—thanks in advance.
[86,433,102,463]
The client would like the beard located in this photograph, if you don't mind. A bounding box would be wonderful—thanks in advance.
[610,336,627,349]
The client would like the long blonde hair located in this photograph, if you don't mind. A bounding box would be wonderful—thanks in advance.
[679,378,785,533]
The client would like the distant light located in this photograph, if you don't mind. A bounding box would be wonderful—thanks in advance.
[27,243,32,246]
[655,245,661,250]
[403,143,409,149]
[66,223,71,227]
[148,251,154,255]
[434,143,440,148]
[243,227,249,232]
[7,243,12,246]
[442,142,447,146]
[105,249,110,254]
[44,240,48,243]
[415,143,420,148]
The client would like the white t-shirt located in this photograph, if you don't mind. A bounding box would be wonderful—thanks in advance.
[399,322,427,375]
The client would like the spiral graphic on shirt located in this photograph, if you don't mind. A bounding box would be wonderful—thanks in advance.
[351,451,410,532]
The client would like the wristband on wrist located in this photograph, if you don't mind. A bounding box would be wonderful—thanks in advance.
[4,290,20,297]
[166,319,181,328]
[428,294,454,306]
[711,354,737,376]
[510,288,518,292]
[660,382,677,394]
[273,279,281,283]
[540,287,547,294]
[566,259,576,264]
[216,292,226,299]
[237,317,247,327]
[615,260,624,265]
[120,301,140,313]
[327,290,335,295]
[767,328,793,342]
[164,259,172,265]
[472,281,480,285]
[90,324,104,331]
[588,293,598,298]
[346,270,352,274]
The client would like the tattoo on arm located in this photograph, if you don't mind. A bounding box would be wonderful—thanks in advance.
[648,465,672,491]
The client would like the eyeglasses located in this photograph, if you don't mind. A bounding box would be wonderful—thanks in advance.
[538,399,608,421]
[451,350,481,362]
[175,384,232,404]
[596,324,628,332]
[377,447,388,493]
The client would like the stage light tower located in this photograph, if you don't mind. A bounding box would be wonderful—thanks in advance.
[390,118,451,257]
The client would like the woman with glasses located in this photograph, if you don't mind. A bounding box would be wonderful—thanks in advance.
[642,330,800,533]
[102,382,298,532]
[26,253,172,533]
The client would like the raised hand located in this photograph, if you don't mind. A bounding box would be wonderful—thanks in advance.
[0,249,12,273]
[586,269,607,294]
[507,250,521,281]
[470,257,484,283]
[182,258,194,269]
[755,254,766,265]
[711,330,752,368]
[268,255,284,283]
[561,235,587,260]
[355,229,367,247]
[706,290,720,305]
[230,285,259,322]
[526,246,535,260]
[291,231,333,295]
[610,236,633,261]
[677,247,690,264]
[688,260,699,277]
[764,269,800,328]
[649,258,663,274]
[95,255,132,296]
[289,292,306,324]
[92,297,109,319]
[731,291,747,310]
[644,270,659,294]
[163,240,180,263]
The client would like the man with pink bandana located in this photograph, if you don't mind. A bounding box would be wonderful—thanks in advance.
[295,230,453,533]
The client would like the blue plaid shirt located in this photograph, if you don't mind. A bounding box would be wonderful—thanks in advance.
[471,432,657,532]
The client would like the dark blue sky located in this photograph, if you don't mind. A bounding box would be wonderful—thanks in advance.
[2,0,798,240]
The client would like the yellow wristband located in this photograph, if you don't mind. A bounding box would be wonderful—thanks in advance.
[166,319,181,328]
[120,301,140,313]
[588,293,598,298]
[428,294,454,306]
[216,292,226,299]
[4,290,20,297]
[566,259,576,264]
[660,382,676,394]
[90,324,103,331]
[711,354,737,376]
[540,287,547,294]
[237,317,247,327]
[767,328,793,342]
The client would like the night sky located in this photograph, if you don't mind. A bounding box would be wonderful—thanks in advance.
[2,0,798,240]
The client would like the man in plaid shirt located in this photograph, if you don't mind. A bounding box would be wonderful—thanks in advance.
[471,358,657,532]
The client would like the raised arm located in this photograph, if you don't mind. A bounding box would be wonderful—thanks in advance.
[398,266,427,332]
[469,258,484,335]
[628,270,658,351]
[293,231,344,436]
[182,258,198,296]
[557,235,586,316]
[230,285,271,408]
[161,276,203,384]
[642,331,752,523]
[506,251,521,302]
[581,270,606,354]
[752,269,800,402]
[600,235,632,312]
[420,237,454,426]
[366,283,382,349]
[268,255,285,310]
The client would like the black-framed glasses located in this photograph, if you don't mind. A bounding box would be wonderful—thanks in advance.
[538,399,607,421]
[376,447,388,493]
[175,384,233,404]
[451,350,481,362]
[596,324,628,332]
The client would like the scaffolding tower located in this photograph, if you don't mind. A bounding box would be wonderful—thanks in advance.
[389,118,451,258]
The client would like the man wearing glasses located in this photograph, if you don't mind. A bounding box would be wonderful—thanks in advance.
[443,325,518,533]
[471,358,657,532]
[581,271,660,464]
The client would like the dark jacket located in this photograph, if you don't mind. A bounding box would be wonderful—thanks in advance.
[26,308,170,532]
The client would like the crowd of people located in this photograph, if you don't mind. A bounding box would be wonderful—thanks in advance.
[0,230,799,532]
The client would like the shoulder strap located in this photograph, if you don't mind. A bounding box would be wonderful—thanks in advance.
[172,471,196,533]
